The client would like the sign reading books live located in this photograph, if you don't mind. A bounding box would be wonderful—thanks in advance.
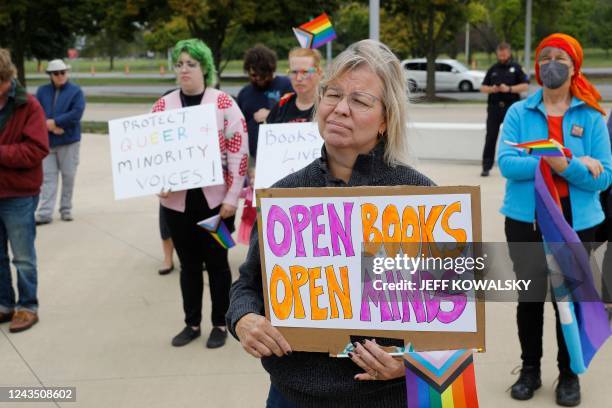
[108,105,222,200]
[254,122,323,191]
[257,186,485,354]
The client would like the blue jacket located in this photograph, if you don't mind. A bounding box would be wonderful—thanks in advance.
[498,88,612,231]
[36,81,85,147]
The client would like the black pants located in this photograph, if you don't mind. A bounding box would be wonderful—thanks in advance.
[482,104,509,171]
[505,198,597,372]
[596,188,612,303]
[163,189,234,327]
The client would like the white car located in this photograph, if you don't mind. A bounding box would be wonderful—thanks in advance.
[401,58,486,92]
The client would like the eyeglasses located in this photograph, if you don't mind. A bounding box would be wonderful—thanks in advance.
[287,67,317,78]
[320,86,381,113]
[51,71,66,76]
[174,61,200,71]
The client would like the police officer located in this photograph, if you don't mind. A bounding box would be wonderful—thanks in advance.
[480,43,529,176]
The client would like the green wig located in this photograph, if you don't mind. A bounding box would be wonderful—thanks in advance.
[172,38,217,87]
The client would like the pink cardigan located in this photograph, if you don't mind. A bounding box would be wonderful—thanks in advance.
[153,89,249,212]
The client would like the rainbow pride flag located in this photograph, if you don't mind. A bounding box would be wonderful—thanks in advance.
[293,13,336,49]
[197,215,235,249]
[505,138,565,157]
[404,349,479,408]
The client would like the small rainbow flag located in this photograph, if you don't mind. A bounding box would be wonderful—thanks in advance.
[404,349,479,408]
[293,13,336,49]
[197,215,235,249]
[505,138,565,157]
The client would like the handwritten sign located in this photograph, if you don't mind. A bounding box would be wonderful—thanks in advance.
[257,186,484,353]
[108,105,223,200]
[254,122,323,190]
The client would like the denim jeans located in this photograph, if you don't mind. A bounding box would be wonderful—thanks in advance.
[0,196,39,312]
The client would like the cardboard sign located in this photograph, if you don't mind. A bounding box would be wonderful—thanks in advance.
[254,122,323,191]
[257,186,485,354]
[108,105,223,200]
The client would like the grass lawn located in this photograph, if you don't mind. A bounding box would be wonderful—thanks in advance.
[82,121,109,134]
[28,77,177,86]
[85,95,159,104]
[25,48,610,76]
[25,58,289,75]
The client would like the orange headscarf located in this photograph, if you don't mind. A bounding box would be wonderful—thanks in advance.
[535,33,605,115]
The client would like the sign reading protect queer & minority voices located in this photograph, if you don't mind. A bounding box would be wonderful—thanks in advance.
[257,186,485,354]
[108,105,222,200]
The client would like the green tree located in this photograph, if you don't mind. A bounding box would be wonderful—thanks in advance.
[84,0,146,70]
[143,0,339,81]
[144,16,190,54]
[591,0,612,56]
[161,0,258,77]
[333,2,369,53]
[555,0,595,43]
[380,9,414,59]
[0,0,92,85]
[388,0,472,99]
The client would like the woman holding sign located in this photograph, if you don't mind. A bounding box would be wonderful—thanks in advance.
[155,39,249,349]
[498,34,611,406]
[227,40,434,407]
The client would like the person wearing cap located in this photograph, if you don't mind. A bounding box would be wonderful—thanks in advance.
[498,33,611,406]
[0,49,49,333]
[35,59,85,225]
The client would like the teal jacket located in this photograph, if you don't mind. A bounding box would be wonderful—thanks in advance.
[498,89,612,231]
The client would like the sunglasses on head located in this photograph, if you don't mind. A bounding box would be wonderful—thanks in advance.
[51,71,67,76]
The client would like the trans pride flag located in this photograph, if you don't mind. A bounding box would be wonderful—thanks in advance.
[535,160,611,373]
[293,13,336,49]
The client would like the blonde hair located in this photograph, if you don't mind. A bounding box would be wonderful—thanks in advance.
[315,40,410,166]
[0,49,17,83]
[288,47,322,68]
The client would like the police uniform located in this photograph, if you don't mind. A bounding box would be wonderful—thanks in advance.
[481,60,528,172]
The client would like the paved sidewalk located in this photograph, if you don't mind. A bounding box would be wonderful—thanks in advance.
[0,133,609,407]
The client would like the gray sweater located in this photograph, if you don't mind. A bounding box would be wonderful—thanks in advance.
[226,142,435,407]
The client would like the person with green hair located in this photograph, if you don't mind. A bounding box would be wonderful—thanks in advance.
[171,38,218,88]
[153,38,249,349]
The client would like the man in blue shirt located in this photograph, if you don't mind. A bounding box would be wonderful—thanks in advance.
[237,45,292,160]
[35,59,85,224]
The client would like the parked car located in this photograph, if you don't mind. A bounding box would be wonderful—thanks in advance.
[401,58,486,92]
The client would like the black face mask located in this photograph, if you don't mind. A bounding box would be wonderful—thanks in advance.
[540,60,570,89]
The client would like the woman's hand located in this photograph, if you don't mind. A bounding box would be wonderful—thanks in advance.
[157,188,171,199]
[579,156,604,178]
[219,203,237,218]
[235,313,292,358]
[349,340,405,381]
[543,155,569,173]
[253,108,270,123]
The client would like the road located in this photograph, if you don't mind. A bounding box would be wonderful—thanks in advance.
[82,102,611,163]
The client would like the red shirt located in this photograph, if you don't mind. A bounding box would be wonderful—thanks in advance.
[547,115,569,198]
